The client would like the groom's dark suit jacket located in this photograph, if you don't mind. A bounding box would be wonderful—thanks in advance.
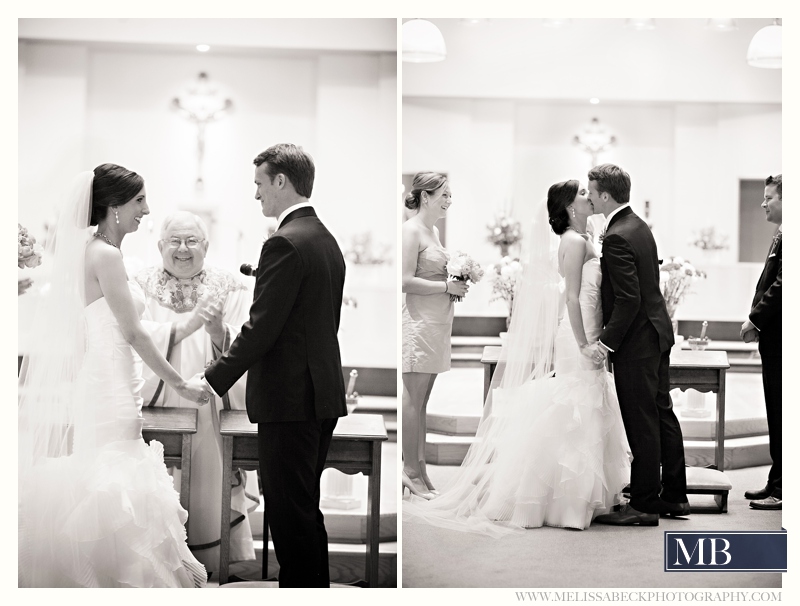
[205,206,348,422]
[599,206,674,360]
[750,233,782,358]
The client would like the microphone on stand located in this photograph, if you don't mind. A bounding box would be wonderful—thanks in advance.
[240,263,258,277]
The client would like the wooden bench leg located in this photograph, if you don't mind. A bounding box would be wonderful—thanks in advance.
[715,492,728,513]
[219,436,233,584]
[365,441,381,587]
[180,434,192,521]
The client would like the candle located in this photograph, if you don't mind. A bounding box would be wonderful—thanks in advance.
[346,369,358,397]
[700,321,708,340]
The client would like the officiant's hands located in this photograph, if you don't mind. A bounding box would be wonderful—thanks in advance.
[198,295,226,349]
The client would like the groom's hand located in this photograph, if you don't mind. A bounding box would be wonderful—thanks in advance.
[740,320,759,342]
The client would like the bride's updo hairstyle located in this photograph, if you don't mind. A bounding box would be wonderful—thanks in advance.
[405,172,448,211]
[90,163,145,226]
[547,180,579,236]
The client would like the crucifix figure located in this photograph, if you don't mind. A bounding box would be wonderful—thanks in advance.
[573,117,617,167]
[171,72,233,189]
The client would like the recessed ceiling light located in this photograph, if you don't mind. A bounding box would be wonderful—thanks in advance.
[196,44,210,53]
[590,98,600,105]
[625,18,656,31]
[461,18,489,25]
[705,19,738,32]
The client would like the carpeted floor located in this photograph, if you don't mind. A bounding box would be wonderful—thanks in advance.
[402,465,782,588]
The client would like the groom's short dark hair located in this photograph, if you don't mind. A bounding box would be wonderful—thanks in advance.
[254,144,315,198]
[766,174,781,198]
[588,164,631,204]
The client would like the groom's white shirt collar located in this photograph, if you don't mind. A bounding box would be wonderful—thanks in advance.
[602,203,631,230]
[277,202,314,228]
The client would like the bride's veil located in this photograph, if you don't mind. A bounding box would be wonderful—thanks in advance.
[403,199,563,536]
[19,171,95,470]
[18,172,95,585]
[483,198,562,420]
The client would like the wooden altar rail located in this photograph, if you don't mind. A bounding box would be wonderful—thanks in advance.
[219,411,387,586]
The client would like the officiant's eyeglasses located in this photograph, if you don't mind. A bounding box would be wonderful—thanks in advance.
[163,237,205,249]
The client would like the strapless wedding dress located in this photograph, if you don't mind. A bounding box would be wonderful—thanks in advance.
[18,283,206,587]
[403,258,631,535]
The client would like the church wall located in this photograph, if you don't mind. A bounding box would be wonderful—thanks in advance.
[403,97,781,321]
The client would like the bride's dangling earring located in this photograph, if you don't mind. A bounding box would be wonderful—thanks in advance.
[113,208,120,224]
[571,207,576,218]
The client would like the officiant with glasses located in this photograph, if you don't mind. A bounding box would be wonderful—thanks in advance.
[135,211,258,572]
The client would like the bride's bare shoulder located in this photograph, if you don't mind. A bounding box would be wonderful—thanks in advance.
[85,239,122,269]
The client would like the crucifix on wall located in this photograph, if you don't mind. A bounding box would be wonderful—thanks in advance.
[171,72,233,189]
[573,117,617,167]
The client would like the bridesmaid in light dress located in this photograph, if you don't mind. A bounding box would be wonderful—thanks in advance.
[401,173,469,499]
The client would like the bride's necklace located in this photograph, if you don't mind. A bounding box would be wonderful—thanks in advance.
[94,232,119,249]
[568,226,588,236]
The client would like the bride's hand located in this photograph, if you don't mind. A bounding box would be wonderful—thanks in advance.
[580,342,598,359]
[177,374,213,405]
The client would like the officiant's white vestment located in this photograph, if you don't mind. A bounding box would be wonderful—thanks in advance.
[136,266,258,571]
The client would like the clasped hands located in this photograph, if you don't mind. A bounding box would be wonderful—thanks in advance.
[740,319,759,344]
[580,341,608,364]
[182,372,216,406]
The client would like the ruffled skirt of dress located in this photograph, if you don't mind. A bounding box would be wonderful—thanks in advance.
[403,369,631,536]
[19,438,207,587]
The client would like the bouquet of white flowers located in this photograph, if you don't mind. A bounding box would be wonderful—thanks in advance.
[659,256,706,318]
[18,224,43,269]
[446,251,484,302]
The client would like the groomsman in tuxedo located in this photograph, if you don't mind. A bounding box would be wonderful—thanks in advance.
[741,174,782,511]
[197,144,348,586]
[586,164,689,526]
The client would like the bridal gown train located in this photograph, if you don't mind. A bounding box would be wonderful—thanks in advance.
[403,258,631,535]
[19,283,207,587]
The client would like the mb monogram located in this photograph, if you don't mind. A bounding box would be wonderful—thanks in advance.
[664,530,787,572]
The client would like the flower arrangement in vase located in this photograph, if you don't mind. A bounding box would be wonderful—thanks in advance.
[659,256,707,333]
[486,213,522,257]
[488,256,523,329]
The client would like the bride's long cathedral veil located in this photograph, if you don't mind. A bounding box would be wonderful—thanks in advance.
[403,200,564,536]
[18,171,96,584]
[483,199,562,420]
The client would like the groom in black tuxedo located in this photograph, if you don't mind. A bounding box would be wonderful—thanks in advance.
[586,164,689,526]
[200,144,348,586]
[741,174,782,511]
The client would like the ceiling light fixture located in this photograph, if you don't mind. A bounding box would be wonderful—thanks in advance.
[747,18,782,69]
[590,98,600,105]
[705,19,738,32]
[461,18,489,25]
[625,18,656,31]
[402,19,447,63]
[196,44,210,52]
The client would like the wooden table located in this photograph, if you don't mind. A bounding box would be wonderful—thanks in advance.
[141,407,198,515]
[219,411,388,586]
[481,347,732,511]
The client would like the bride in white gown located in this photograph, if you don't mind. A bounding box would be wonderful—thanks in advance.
[403,180,631,535]
[19,165,210,587]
